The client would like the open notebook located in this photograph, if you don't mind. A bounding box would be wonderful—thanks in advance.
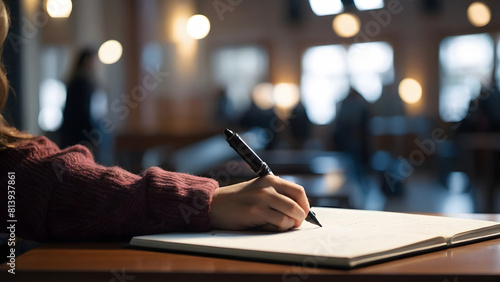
[130,208,500,268]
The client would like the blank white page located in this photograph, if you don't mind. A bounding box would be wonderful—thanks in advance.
[310,208,500,243]
[131,208,500,267]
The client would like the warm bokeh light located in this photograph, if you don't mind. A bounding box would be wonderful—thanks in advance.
[467,2,491,27]
[273,83,300,110]
[46,0,72,18]
[398,78,422,104]
[324,171,346,194]
[186,14,211,39]
[252,83,275,110]
[273,83,300,120]
[332,13,360,38]
[98,40,123,64]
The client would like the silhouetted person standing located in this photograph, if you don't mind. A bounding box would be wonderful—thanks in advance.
[289,101,312,149]
[60,49,98,150]
[334,88,371,191]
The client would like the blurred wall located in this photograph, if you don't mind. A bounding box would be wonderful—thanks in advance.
[10,0,500,138]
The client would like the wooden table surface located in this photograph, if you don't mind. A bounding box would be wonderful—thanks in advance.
[1,214,500,282]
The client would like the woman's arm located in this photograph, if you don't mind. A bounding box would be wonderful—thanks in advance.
[1,136,310,242]
[1,137,217,242]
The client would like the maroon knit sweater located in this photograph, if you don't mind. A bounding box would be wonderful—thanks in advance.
[0,136,219,242]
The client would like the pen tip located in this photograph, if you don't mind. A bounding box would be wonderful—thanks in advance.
[306,211,322,227]
[312,218,322,227]
[224,128,234,139]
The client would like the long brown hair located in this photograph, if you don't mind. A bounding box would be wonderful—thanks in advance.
[0,0,33,149]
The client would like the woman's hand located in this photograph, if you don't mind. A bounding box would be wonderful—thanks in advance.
[210,175,310,231]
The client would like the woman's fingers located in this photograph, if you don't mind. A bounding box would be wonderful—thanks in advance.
[265,189,306,227]
[259,176,310,216]
[261,211,295,231]
[211,175,312,231]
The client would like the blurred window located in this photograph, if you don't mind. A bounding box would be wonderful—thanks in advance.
[353,0,384,11]
[301,42,394,125]
[439,33,494,122]
[211,46,269,118]
[308,0,384,16]
[348,42,394,102]
[497,41,500,89]
[309,0,343,16]
[39,46,69,132]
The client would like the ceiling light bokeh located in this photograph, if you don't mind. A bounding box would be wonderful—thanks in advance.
[46,0,72,18]
[398,78,422,104]
[252,83,275,110]
[273,83,301,120]
[98,40,123,65]
[273,83,300,110]
[354,0,384,11]
[309,0,343,16]
[186,14,211,39]
[467,2,491,27]
[333,13,361,38]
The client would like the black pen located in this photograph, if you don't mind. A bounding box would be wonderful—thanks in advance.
[224,128,322,227]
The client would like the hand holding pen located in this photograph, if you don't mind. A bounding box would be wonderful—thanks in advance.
[209,129,322,231]
[210,176,313,231]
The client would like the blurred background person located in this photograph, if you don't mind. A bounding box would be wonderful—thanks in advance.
[334,88,371,192]
[59,48,98,151]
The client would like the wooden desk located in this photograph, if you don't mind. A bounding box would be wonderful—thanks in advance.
[1,214,500,282]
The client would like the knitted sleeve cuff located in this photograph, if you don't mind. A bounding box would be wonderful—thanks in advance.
[138,167,219,233]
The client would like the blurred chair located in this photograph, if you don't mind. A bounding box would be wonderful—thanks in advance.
[142,127,270,175]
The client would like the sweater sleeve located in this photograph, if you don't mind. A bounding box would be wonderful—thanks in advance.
[0,136,219,242]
